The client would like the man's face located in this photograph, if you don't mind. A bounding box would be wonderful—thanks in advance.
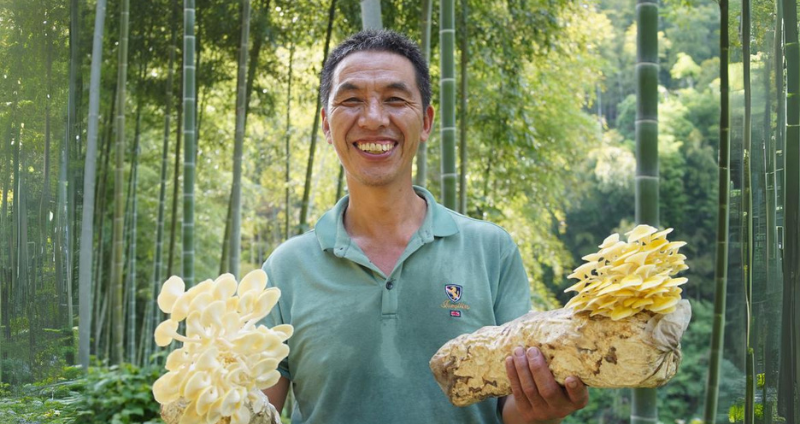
[322,51,434,189]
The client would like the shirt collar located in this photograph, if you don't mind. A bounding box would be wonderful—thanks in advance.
[315,185,459,252]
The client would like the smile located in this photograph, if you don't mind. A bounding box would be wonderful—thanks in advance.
[355,142,396,154]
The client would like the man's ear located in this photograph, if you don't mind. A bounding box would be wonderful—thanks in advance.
[420,105,435,143]
[321,107,332,144]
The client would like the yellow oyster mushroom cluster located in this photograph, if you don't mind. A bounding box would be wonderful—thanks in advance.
[564,224,689,321]
[152,269,292,424]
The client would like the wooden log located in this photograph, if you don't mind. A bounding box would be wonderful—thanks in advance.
[429,299,691,407]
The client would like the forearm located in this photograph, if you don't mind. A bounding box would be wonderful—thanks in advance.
[263,376,290,413]
[501,396,563,424]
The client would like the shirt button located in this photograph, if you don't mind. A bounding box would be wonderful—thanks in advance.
[386,280,394,290]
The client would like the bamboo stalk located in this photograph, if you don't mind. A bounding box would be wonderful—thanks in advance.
[440,0,456,209]
[779,0,799,421]
[415,0,433,187]
[230,0,251,278]
[78,0,107,371]
[633,0,660,420]
[703,0,730,420]
[741,0,754,421]
[183,0,197,288]
[298,0,336,233]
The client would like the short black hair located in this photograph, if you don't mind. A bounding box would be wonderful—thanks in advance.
[320,29,431,111]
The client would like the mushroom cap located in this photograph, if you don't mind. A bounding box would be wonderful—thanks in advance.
[154,319,180,347]
[213,273,238,300]
[230,406,251,424]
[170,292,193,322]
[165,348,190,371]
[237,269,268,297]
[187,278,215,298]
[195,346,221,371]
[190,292,214,312]
[625,224,657,243]
[200,300,226,330]
[158,276,186,314]
[255,370,282,390]
[250,288,281,320]
[220,387,246,416]
[271,324,294,341]
[183,371,212,400]
[152,371,182,404]
[195,385,220,416]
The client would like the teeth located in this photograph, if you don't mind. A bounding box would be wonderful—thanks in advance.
[357,142,392,153]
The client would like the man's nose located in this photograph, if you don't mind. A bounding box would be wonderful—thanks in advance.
[358,99,389,129]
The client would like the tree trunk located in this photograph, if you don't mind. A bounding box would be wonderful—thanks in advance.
[440,0,456,210]
[284,45,293,240]
[183,0,198,288]
[741,1,755,421]
[127,79,144,365]
[220,193,233,275]
[414,0,432,187]
[298,0,336,233]
[78,0,107,370]
[359,0,381,30]
[761,10,780,423]
[110,0,130,365]
[704,0,730,421]
[40,19,53,323]
[230,0,251,278]
[145,0,180,366]
[167,98,182,278]
[632,0,659,421]
[92,114,114,360]
[779,0,800,420]
[2,113,12,342]
[458,0,467,214]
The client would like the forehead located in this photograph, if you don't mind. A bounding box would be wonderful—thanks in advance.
[332,51,418,93]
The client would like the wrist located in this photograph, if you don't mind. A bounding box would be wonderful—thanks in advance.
[501,396,563,424]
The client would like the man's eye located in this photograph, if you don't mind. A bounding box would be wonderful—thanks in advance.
[341,98,361,105]
[386,97,405,103]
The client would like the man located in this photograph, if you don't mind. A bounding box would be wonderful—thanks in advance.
[262,29,588,423]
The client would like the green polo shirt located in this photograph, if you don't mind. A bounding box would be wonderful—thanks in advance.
[262,186,531,424]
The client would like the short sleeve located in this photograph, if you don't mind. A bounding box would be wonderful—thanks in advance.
[261,259,292,380]
[493,244,532,325]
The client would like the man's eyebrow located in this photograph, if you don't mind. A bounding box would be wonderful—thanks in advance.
[333,81,414,96]
[387,82,413,95]
[335,82,359,94]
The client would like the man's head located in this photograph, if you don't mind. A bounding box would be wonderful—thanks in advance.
[320,29,431,111]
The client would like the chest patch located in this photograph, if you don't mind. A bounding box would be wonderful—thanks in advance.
[441,284,471,312]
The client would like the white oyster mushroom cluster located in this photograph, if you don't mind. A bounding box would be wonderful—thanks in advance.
[152,269,292,424]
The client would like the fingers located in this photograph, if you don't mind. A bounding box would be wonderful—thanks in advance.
[564,376,590,409]
[527,347,563,407]
[505,348,534,413]
[504,346,590,421]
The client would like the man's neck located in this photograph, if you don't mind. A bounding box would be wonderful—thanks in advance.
[343,182,427,241]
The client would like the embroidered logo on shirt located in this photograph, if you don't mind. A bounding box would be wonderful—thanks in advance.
[445,284,462,302]
[441,284,470,312]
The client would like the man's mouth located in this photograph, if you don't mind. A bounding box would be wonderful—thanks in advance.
[355,142,395,154]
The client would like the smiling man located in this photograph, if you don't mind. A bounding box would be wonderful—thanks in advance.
[261,29,588,424]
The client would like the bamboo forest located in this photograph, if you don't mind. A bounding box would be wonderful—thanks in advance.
[0,0,797,423]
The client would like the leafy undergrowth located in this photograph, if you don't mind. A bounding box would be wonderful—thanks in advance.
[0,393,78,424]
[0,363,165,424]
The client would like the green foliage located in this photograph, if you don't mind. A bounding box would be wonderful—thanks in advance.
[69,364,163,424]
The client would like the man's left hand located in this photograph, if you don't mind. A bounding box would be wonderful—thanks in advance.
[501,347,589,424]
